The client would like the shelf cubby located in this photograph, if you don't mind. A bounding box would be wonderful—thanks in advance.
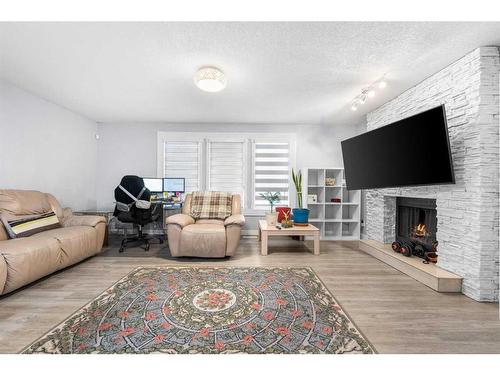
[324,222,341,238]
[342,222,359,238]
[325,186,342,203]
[342,188,360,204]
[308,204,324,220]
[307,169,325,186]
[342,204,359,221]
[307,186,324,203]
[325,204,341,221]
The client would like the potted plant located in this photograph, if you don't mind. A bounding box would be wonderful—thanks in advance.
[291,169,309,225]
[259,192,281,226]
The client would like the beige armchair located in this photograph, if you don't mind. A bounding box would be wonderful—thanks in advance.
[166,194,245,257]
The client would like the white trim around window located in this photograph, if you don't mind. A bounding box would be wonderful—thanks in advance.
[157,131,296,214]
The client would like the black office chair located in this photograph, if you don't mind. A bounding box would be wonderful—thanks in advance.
[113,175,162,253]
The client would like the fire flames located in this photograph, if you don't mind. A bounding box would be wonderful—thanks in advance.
[415,223,426,237]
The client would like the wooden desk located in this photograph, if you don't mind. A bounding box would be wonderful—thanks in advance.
[258,220,320,256]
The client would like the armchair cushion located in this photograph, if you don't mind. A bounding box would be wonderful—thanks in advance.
[62,215,106,228]
[166,214,195,228]
[224,214,246,227]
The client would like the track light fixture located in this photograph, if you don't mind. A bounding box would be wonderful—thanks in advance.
[350,76,388,111]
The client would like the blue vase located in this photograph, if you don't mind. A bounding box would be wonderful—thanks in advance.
[292,208,310,224]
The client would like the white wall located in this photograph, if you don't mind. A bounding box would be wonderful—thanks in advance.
[0,80,98,210]
[96,122,365,213]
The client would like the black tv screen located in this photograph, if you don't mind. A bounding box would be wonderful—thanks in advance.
[341,105,455,190]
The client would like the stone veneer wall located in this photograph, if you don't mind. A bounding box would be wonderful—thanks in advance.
[364,47,499,302]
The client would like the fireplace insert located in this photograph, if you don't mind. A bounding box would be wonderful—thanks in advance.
[391,197,438,263]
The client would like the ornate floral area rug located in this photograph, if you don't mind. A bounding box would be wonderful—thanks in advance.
[22,267,375,354]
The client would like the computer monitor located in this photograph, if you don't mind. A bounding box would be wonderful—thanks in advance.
[163,177,185,193]
[142,178,163,193]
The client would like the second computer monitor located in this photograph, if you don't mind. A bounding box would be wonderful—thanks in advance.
[143,178,163,193]
[163,177,185,193]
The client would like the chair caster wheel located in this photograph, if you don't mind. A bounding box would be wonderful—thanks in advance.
[144,243,150,251]
[119,247,124,253]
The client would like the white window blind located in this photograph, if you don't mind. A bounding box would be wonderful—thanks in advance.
[164,141,201,193]
[208,141,245,201]
[253,142,290,210]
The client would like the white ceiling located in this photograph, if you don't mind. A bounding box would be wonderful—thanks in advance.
[1,22,500,125]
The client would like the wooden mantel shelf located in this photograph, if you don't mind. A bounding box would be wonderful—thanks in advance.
[358,239,462,293]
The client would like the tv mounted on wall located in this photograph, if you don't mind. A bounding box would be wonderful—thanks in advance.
[341,105,455,190]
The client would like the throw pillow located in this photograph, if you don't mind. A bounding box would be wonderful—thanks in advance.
[0,211,61,239]
[190,191,233,220]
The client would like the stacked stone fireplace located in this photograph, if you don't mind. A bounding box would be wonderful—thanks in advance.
[364,47,499,302]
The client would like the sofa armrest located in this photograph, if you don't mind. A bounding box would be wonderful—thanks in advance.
[63,215,106,228]
[166,214,195,228]
[224,214,245,227]
[62,207,73,220]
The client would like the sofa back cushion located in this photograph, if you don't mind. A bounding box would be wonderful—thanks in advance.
[1,211,61,239]
[0,190,51,216]
[189,191,233,220]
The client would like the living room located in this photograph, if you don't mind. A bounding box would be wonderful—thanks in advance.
[1,1,499,373]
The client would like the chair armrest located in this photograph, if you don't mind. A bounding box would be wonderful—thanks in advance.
[224,214,245,227]
[63,215,106,228]
[166,214,195,229]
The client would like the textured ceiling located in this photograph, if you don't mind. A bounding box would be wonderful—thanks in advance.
[1,22,500,125]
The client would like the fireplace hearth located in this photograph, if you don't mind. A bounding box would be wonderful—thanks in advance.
[391,197,438,263]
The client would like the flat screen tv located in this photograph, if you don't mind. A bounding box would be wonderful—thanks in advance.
[341,105,455,190]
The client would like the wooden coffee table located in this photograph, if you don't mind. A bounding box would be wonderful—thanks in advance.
[258,220,320,256]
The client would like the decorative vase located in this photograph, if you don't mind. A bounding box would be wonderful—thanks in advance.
[276,206,291,223]
[265,212,278,226]
[292,208,309,226]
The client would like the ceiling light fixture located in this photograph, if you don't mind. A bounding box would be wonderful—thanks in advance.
[194,66,227,92]
[349,75,388,112]
[378,79,387,89]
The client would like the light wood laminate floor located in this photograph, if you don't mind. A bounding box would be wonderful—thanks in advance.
[0,237,499,353]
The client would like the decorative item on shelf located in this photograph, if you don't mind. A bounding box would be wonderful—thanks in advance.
[330,198,341,203]
[307,194,317,204]
[291,169,309,226]
[276,206,291,223]
[281,211,293,228]
[259,191,281,226]
[325,177,336,186]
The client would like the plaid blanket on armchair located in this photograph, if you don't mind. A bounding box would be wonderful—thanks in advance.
[189,191,234,220]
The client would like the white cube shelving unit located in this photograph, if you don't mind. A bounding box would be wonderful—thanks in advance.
[305,168,360,240]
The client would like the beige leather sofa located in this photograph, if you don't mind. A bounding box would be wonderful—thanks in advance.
[0,190,106,295]
[166,194,245,257]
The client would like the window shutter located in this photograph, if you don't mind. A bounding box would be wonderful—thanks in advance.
[208,141,245,202]
[164,141,201,193]
[253,142,290,209]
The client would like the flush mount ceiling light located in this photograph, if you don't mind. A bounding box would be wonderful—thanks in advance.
[350,76,388,111]
[194,66,227,92]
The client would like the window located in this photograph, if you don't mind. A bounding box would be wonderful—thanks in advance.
[163,141,201,193]
[253,142,290,209]
[208,141,246,202]
[157,132,295,211]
